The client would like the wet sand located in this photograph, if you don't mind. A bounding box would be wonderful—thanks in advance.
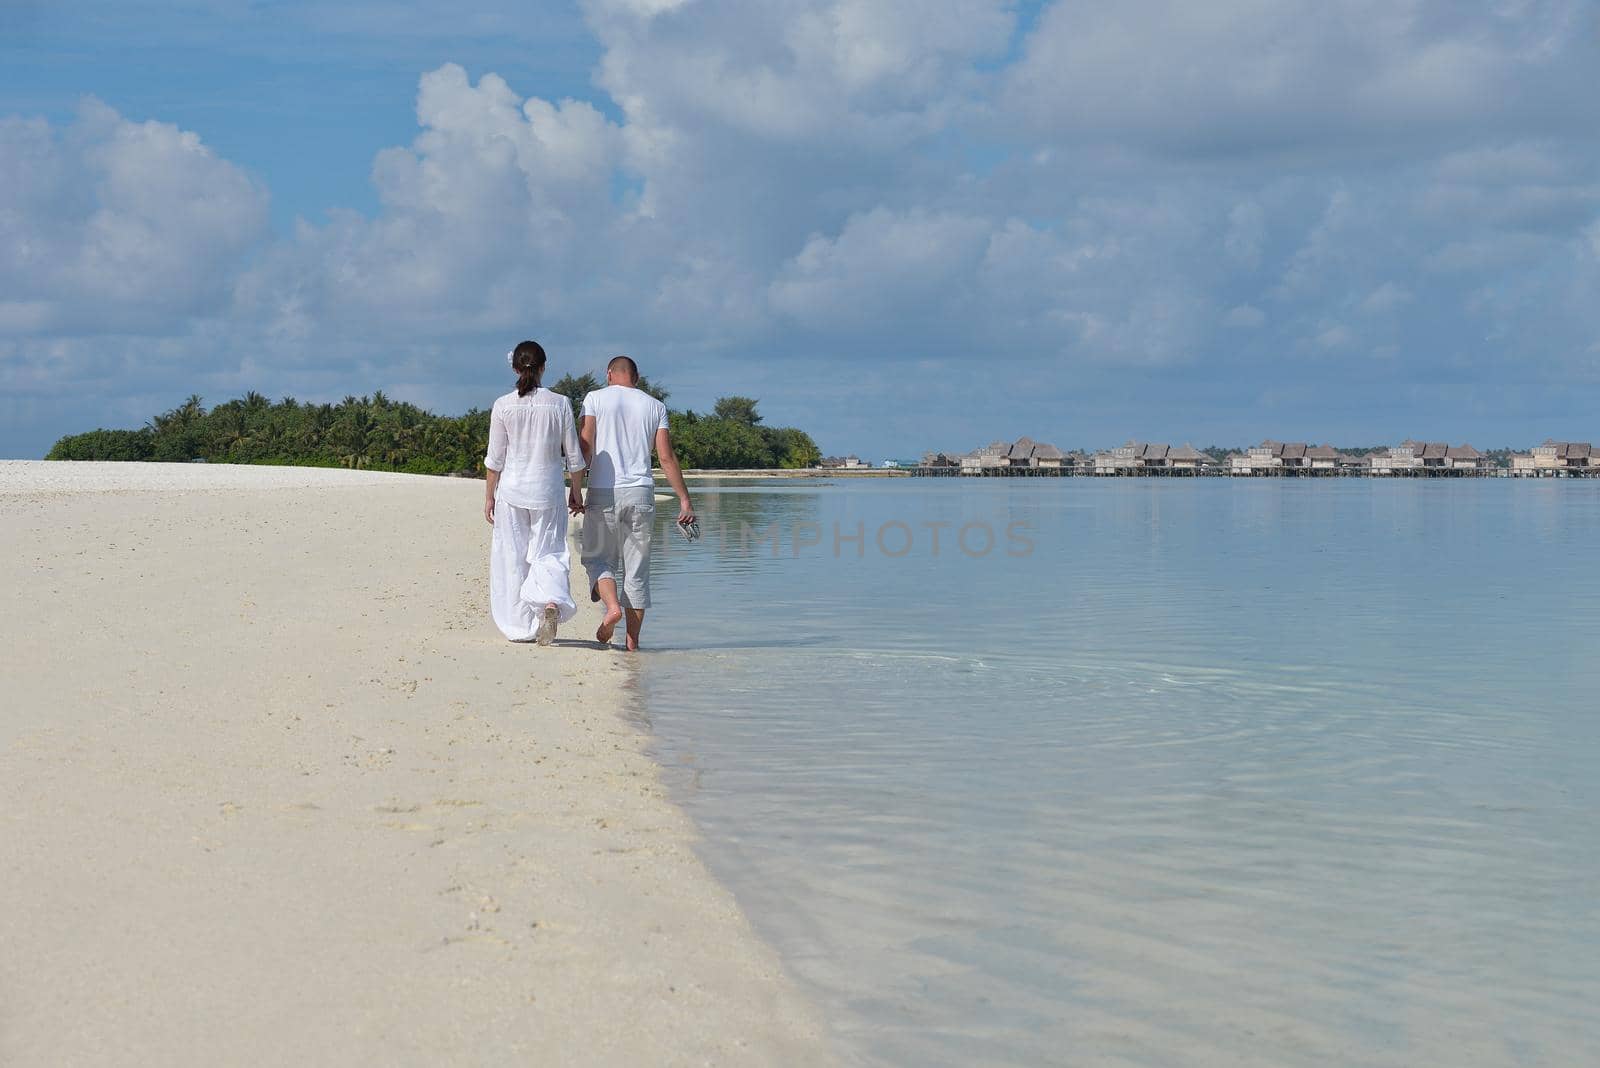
[0,461,831,1066]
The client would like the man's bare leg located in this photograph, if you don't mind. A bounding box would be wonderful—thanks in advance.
[624,608,645,651]
[594,578,623,644]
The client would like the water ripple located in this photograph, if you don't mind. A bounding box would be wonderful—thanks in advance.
[643,480,1600,1066]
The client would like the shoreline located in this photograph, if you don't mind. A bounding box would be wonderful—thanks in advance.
[0,461,833,1066]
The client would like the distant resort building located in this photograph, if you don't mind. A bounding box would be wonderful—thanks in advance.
[1086,442,1216,475]
[1168,444,1210,472]
[1230,441,1361,475]
[1009,437,1070,470]
[1306,444,1342,471]
[1366,441,1489,475]
[922,439,1219,476]
[1033,444,1067,470]
[1093,442,1137,476]
[1222,440,1488,476]
[1509,441,1596,476]
[904,435,1591,478]
[913,437,1077,476]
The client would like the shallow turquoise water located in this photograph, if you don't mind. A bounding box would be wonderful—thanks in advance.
[635,479,1600,1066]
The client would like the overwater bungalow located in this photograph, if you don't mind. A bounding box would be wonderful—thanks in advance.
[1092,442,1139,475]
[1167,444,1212,472]
[1249,440,1284,472]
[1232,440,1296,474]
[1085,441,1211,475]
[936,437,1071,476]
[1446,444,1488,471]
[1413,441,1451,470]
[1511,440,1597,476]
[1368,441,1491,476]
[1227,441,1362,475]
[1369,443,1416,475]
[1231,440,1292,474]
[1558,442,1592,471]
[958,441,1010,473]
[1032,444,1066,470]
[909,435,1580,479]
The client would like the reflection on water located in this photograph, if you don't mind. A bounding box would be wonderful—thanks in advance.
[640,479,1600,1066]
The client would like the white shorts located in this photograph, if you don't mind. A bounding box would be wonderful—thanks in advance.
[580,487,656,610]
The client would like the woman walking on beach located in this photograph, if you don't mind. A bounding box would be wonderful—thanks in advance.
[484,340,587,644]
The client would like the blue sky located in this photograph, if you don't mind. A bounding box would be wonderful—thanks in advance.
[4,0,1600,459]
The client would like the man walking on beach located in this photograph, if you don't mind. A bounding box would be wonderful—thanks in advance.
[578,355,695,650]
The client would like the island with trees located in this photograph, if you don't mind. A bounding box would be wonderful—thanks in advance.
[45,379,822,474]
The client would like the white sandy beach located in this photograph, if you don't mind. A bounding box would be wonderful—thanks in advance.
[0,461,832,1066]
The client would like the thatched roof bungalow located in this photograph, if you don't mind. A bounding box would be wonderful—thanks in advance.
[1305,444,1339,469]
[1138,443,1170,468]
[1031,443,1066,469]
[1093,442,1139,475]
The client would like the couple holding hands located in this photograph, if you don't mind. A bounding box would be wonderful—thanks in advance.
[484,342,696,651]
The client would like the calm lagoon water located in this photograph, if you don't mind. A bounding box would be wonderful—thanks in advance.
[635,478,1600,1066]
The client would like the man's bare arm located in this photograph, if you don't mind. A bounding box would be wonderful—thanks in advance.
[580,415,596,465]
[654,427,694,523]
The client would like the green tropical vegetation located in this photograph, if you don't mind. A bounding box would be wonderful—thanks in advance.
[544,377,817,469]
[46,384,822,473]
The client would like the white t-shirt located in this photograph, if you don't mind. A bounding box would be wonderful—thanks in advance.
[484,388,585,508]
[581,385,670,491]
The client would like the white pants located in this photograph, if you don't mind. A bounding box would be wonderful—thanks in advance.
[490,500,576,641]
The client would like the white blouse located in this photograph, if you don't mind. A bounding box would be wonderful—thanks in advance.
[484,388,585,508]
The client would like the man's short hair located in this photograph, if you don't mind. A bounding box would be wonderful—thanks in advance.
[607,355,639,383]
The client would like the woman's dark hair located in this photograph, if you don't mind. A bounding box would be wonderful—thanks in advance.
[512,340,546,396]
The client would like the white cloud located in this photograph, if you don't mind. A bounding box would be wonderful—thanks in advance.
[238,64,632,339]
[8,0,1600,458]
[587,0,693,18]
[1360,282,1413,314]
[1315,323,1354,350]
[591,0,1010,145]
[1226,305,1266,328]
[769,208,992,329]
[0,100,267,335]
[1001,0,1598,157]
